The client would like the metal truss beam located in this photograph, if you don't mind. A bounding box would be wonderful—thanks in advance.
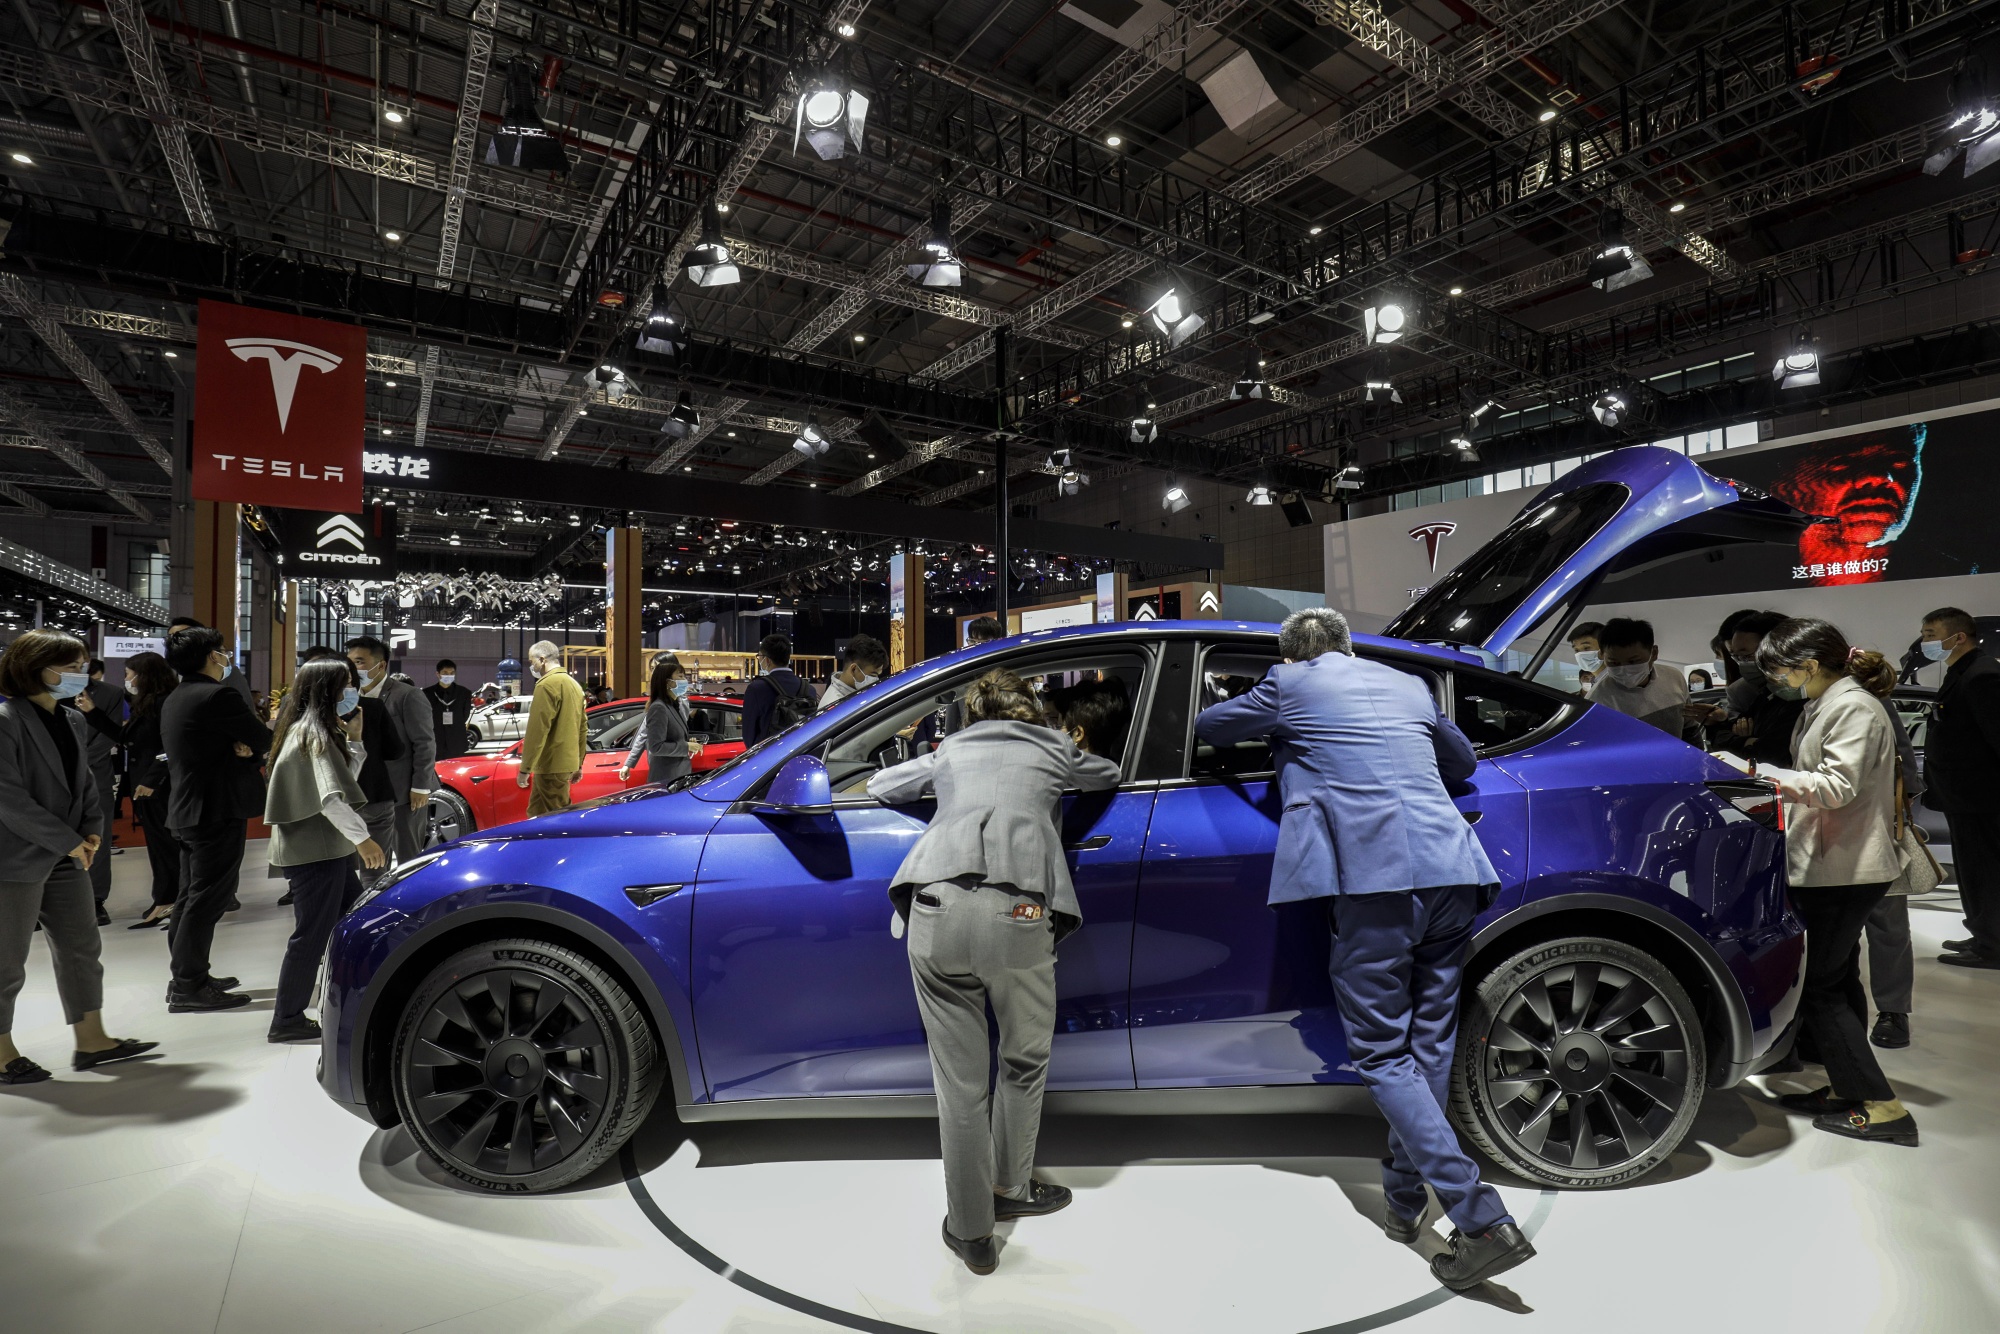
[0,480,50,518]
[102,0,214,228]
[0,384,151,520]
[0,274,173,471]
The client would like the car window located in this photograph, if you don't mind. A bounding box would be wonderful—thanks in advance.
[1190,647,1443,780]
[586,704,643,750]
[1452,669,1570,752]
[1893,695,1931,748]
[822,648,1151,799]
[685,702,743,743]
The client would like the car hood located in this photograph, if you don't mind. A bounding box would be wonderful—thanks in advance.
[1385,445,1814,656]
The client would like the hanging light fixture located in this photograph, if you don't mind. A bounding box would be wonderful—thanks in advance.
[681,200,740,287]
[1049,448,1088,496]
[1163,480,1192,513]
[1586,210,1653,292]
[591,361,629,402]
[1773,329,1821,389]
[792,412,831,457]
[1364,296,1409,345]
[1363,379,1401,405]
[1128,389,1159,444]
[1229,353,1270,401]
[1333,463,1364,491]
[1590,389,1630,428]
[635,282,686,354]
[1448,425,1481,463]
[794,68,869,160]
[1145,274,1205,347]
[1925,36,2000,178]
[1467,395,1502,425]
[906,196,962,288]
[484,62,571,174]
[661,390,701,440]
[1245,478,1276,506]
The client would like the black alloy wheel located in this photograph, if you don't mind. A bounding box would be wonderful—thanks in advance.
[1453,936,1705,1189]
[392,939,661,1192]
[425,789,476,848]
[464,724,482,747]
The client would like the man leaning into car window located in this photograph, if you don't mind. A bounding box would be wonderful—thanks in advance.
[1193,607,1536,1293]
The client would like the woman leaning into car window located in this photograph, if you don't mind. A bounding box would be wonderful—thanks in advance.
[1740,617,1918,1146]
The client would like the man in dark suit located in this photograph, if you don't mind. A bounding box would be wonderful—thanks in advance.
[1195,607,1534,1292]
[1920,606,2000,968]
[160,626,270,1012]
[423,659,475,762]
[741,633,813,749]
[346,637,438,867]
[64,658,127,922]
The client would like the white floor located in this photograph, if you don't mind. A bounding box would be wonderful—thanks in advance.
[3,849,1998,1334]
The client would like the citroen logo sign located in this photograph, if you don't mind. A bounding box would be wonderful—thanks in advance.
[316,514,367,551]
[1409,520,1458,572]
[226,337,344,433]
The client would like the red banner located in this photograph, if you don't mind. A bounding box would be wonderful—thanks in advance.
[192,299,366,511]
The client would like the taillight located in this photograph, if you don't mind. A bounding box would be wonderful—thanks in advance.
[1707,777,1783,832]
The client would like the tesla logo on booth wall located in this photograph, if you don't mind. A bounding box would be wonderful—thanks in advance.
[1409,520,1459,572]
[194,300,365,511]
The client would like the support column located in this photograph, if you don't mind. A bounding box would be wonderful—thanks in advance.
[191,499,237,651]
[271,580,298,696]
[993,325,1011,629]
[605,525,644,697]
[888,550,925,673]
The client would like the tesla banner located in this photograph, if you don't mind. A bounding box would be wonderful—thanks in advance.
[193,299,367,511]
[266,503,398,575]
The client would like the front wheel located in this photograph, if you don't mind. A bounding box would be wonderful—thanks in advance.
[425,789,476,848]
[464,725,482,748]
[391,938,662,1192]
[1452,936,1704,1189]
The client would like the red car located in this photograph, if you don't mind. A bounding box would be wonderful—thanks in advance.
[425,694,745,845]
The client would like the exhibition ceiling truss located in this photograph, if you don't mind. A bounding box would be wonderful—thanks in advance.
[4,0,2000,546]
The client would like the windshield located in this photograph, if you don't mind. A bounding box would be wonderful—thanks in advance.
[1388,482,1629,646]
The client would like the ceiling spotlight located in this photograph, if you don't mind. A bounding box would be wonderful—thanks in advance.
[1105,133,1122,147]
[1163,482,1192,514]
[383,230,403,243]
[635,282,686,354]
[1363,379,1401,405]
[1308,224,1323,236]
[1246,481,1275,506]
[1229,355,1269,401]
[681,200,740,287]
[795,69,868,160]
[1926,37,2000,179]
[661,389,701,439]
[484,61,571,174]
[1334,463,1363,492]
[792,412,831,457]
[1587,210,1653,293]
[8,151,33,166]
[836,20,857,38]
[1467,395,1502,425]
[163,350,178,359]
[1120,316,1135,329]
[384,379,398,388]
[1448,285,1464,295]
[591,362,629,402]
[380,426,393,436]
[1449,429,1480,463]
[1128,409,1158,445]
[1145,276,1205,347]
[1364,297,1408,345]
[1538,108,1558,123]
[1590,390,1630,428]
[1049,448,1088,496]
[1668,201,1688,213]
[1773,329,1821,389]
[906,196,963,288]
[381,102,410,125]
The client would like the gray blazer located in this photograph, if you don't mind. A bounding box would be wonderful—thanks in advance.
[624,699,692,785]
[372,677,439,795]
[0,700,99,881]
[867,719,1121,939]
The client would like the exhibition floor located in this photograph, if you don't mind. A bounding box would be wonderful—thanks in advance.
[3,848,1997,1334]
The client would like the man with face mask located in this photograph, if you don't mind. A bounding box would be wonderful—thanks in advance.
[1918,607,2000,969]
[1587,618,1687,734]
[345,637,437,872]
[820,634,890,710]
[423,659,475,762]
[518,641,588,817]
[1567,622,1603,694]
[1692,611,1804,766]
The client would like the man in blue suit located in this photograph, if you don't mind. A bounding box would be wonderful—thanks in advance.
[1196,608,1535,1292]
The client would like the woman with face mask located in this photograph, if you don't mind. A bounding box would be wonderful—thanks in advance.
[261,658,386,1043]
[1738,617,1918,1146]
[0,629,159,1084]
[74,651,182,928]
[619,656,703,788]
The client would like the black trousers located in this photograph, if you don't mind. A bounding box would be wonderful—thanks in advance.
[1945,808,2000,958]
[134,796,183,909]
[1795,883,1897,1103]
[168,819,247,991]
[88,758,118,905]
[274,857,362,1025]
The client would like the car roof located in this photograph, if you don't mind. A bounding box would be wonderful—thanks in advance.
[911,619,1486,677]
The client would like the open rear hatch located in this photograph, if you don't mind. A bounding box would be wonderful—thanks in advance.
[1386,445,1815,660]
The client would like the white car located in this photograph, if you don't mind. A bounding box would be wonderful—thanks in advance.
[465,695,531,747]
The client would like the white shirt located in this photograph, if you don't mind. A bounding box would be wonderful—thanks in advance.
[1589,665,1689,735]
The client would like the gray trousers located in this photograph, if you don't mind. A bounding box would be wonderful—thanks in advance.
[0,859,104,1032]
[88,757,117,905]
[393,797,427,863]
[360,801,398,884]
[1865,894,1914,1014]
[906,879,1058,1241]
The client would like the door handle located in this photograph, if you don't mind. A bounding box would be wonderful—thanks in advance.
[1065,835,1111,851]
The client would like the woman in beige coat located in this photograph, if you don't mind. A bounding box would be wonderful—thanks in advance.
[1751,617,1916,1146]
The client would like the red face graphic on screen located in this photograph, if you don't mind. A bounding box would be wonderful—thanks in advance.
[1767,427,1923,586]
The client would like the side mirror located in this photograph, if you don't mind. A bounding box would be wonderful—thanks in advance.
[754,754,832,815]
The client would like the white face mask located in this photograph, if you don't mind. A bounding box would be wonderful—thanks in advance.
[125,679,141,696]
[1605,662,1653,688]
[1573,650,1601,673]
[853,671,879,689]
[530,660,548,679]
[437,673,455,686]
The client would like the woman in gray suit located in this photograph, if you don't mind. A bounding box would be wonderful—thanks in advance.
[618,656,702,788]
[868,668,1121,1275]
[0,629,157,1084]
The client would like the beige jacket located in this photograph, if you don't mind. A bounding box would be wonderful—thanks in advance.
[521,667,588,777]
[1761,675,1901,888]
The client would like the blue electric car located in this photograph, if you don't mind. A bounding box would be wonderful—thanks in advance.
[319,446,1807,1193]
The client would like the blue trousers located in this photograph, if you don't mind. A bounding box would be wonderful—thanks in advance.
[1329,884,1510,1236]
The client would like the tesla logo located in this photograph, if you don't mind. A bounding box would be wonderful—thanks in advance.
[226,338,343,433]
[1409,520,1459,572]
[317,514,366,550]
[1198,590,1221,613]
[206,454,345,481]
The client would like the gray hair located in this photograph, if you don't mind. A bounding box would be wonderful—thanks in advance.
[527,640,561,664]
[1278,607,1352,661]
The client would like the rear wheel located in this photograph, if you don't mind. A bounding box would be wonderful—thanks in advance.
[1452,936,1704,1189]
[426,789,476,847]
[464,725,482,748]
[392,938,662,1192]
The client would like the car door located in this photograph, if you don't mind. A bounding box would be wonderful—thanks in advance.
[686,640,1164,1104]
[1127,640,1531,1088]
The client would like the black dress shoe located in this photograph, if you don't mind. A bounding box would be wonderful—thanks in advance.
[1,1056,52,1085]
[225,898,241,911]
[1814,1107,1919,1146]
[210,976,240,992]
[1430,1222,1536,1291]
[277,890,294,906]
[941,1219,998,1275]
[267,1019,322,1044]
[1384,1210,1427,1245]
[73,1039,159,1071]
[1777,1086,1861,1114]
[168,983,251,1013]
[1943,938,1975,952]
[95,906,111,926]
[994,1181,1071,1220]
[128,911,170,930]
[1940,950,2000,969]
[1871,1012,1910,1049]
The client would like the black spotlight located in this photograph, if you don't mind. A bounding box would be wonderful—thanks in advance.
[681,200,740,288]
[484,62,570,174]
[635,283,686,355]
[1279,492,1315,528]
[661,390,700,440]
